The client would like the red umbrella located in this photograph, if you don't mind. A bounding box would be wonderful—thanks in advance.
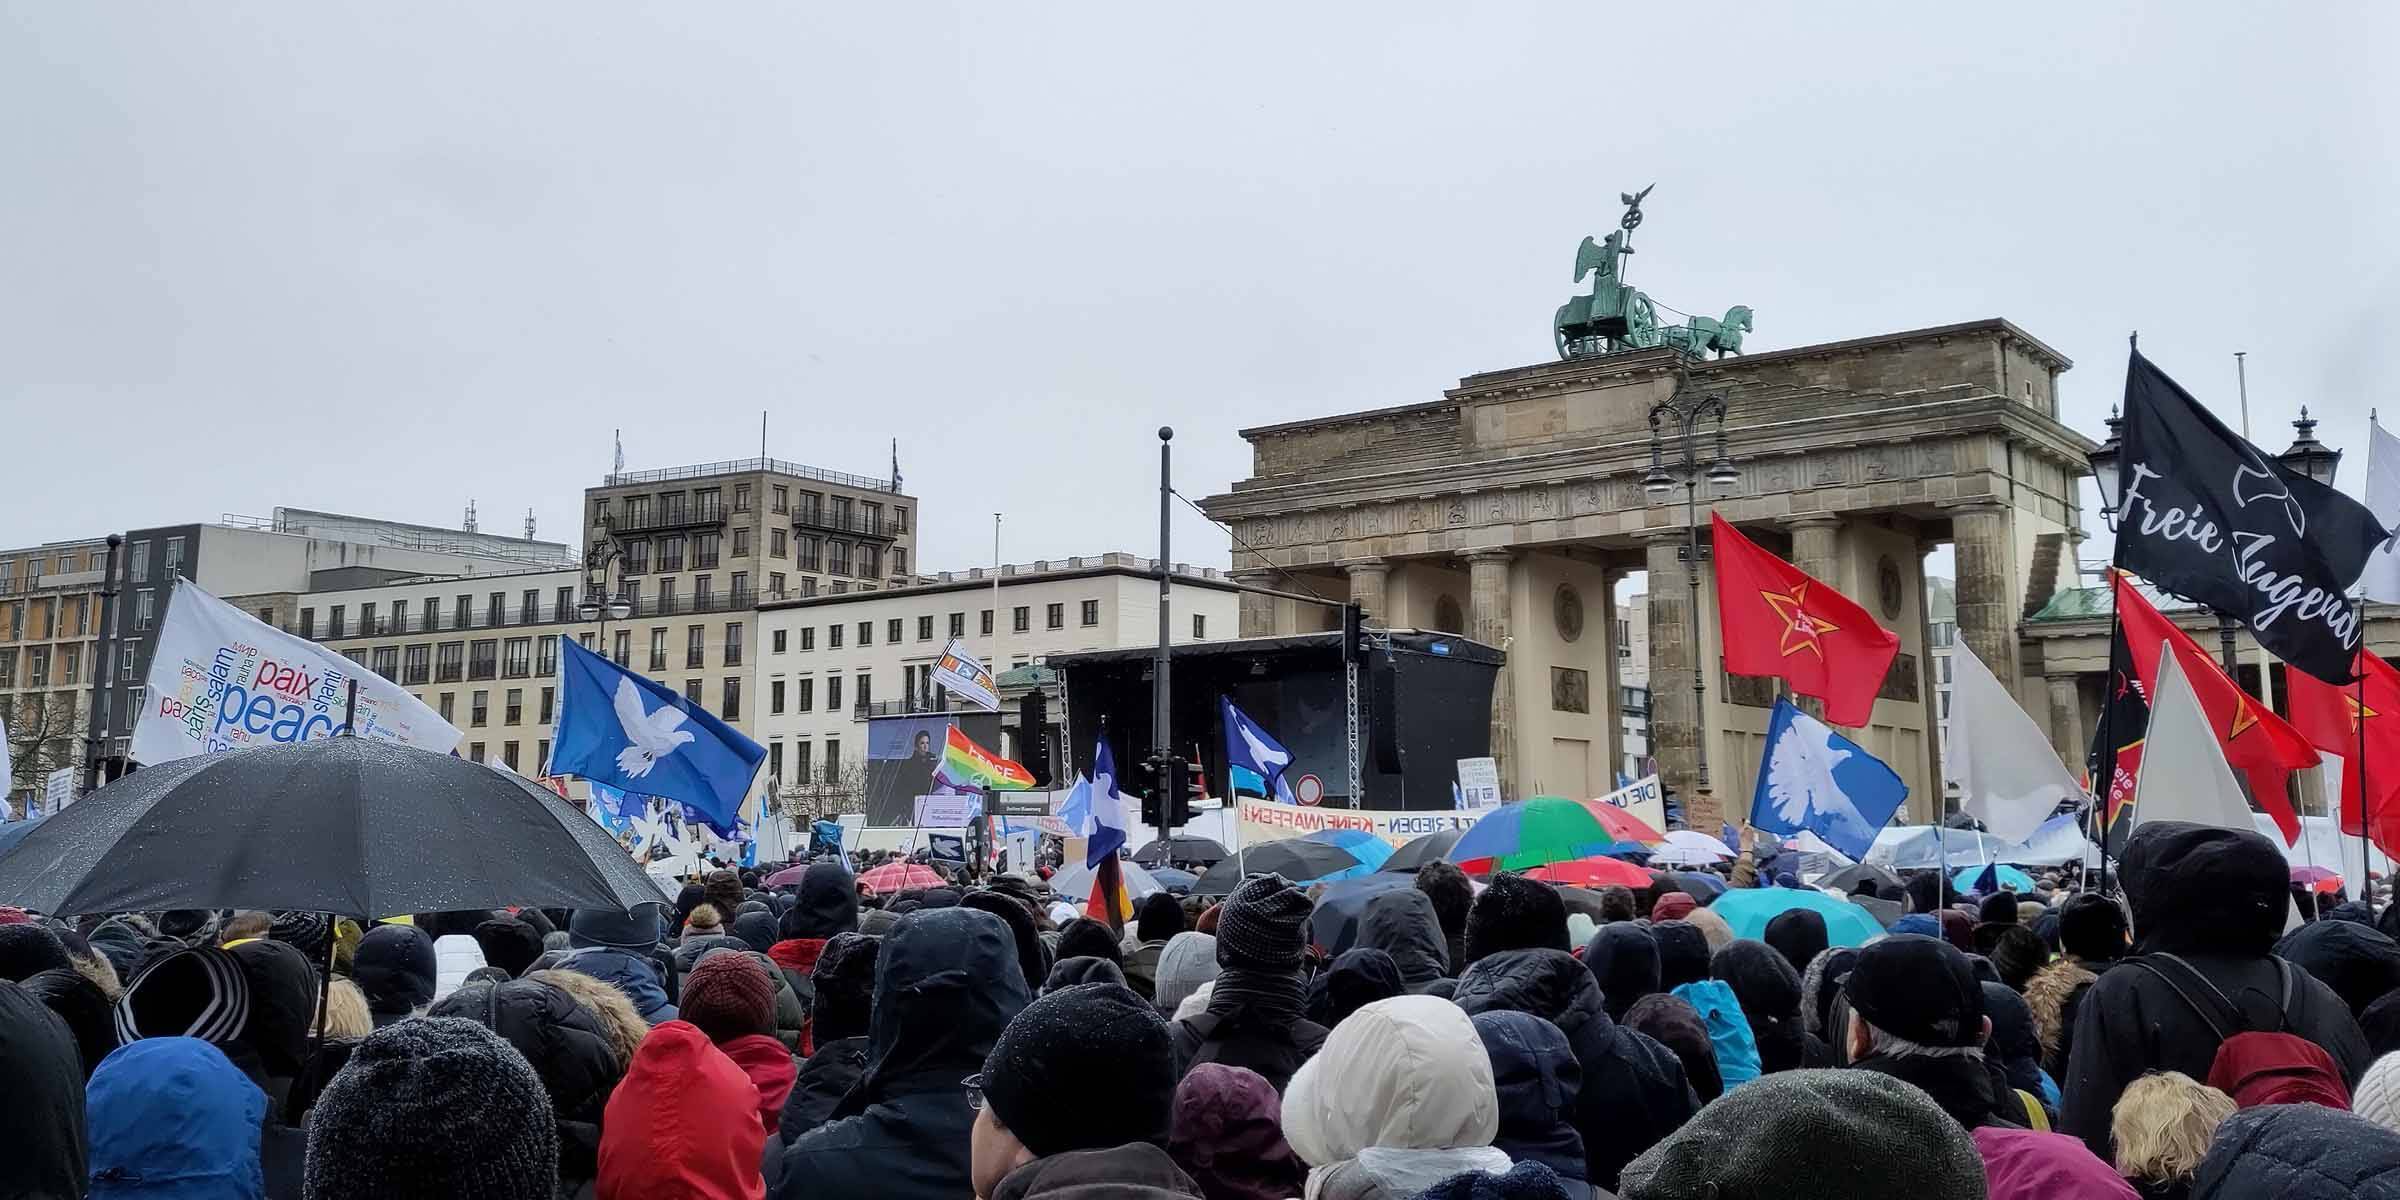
[858,862,945,893]
[1519,856,1655,889]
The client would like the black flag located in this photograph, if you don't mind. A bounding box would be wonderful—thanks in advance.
[2085,621,2149,858]
[2115,350,2387,684]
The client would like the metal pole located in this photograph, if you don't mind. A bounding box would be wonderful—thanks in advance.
[1155,427,1176,836]
[2235,351,2251,439]
[2218,613,2240,676]
[81,533,123,792]
[1685,474,1710,790]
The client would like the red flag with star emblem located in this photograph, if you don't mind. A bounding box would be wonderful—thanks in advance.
[2287,648,2400,856]
[2111,571,2309,843]
[1710,514,1899,727]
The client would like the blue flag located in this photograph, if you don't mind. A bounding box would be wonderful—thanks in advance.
[588,780,647,824]
[1221,697,1296,804]
[551,638,763,837]
[1748,696,1908,862]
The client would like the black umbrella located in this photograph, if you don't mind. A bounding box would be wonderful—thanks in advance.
[0,737,670,917]
[1382,829,1467,872]
[1307,872,1419,955]
[1821,862,1904,896]
[1132,835,1231,867]
[1191,839,1365,896]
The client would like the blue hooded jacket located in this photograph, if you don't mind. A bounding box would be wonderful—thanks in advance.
[1671,979,1762,1092]
[563,905,677,1023]
[87,1037,266,1200]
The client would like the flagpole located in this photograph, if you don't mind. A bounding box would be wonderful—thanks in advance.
[2359,595,2373,900]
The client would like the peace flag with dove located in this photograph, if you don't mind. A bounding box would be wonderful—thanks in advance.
[549,638,764,837]
[1710,513,1899,727]
[1747,696,1907,861]
[1220,697,1297,803]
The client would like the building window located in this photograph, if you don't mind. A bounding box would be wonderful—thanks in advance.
[887,618,903,644]
[687,625,706,669]
[661,536,686,573]
[696,487,722,520]
[391,599,409,632]
[1045,602,1064,630]
[731,572,750,602]
[855,673,872,712]
[1193,614,1207,639]
[797,536,820,573]
[772,485,789,514]
[734,483,752,513]
[328,606,347,638]
[857,621,872,647]
[893,548,908,576]
[135,589,156,630]
[1013,606,1030,633]
[800,626,816,651]
[537,738,550,770]
[505,688,524,724]
[694,575,714,609]
[917,615,934,642]
[163,536,185,575]
[796,677,814,712]
[725,622,744,667]
[298,607,315,638]
[536,636,558,676]
[697,533,721,570]
[722,677,741,720]
[949,612,965,638]
[371,646,399,680]
[826,676,842,711]
[732,527,751,559]
[684,678,703,704]
[769,572,786,598]
[768,741,784,783]
[656,579,677,613]
[625,540,650,575]
[771,679,786,715]
[1081,599,1099,627]
[613,629,630,666]
[121,644,134,675]
[769,529,787,559]
[860,545,882,579]
[824,738,840,780]
[437,693,457,722]
[469,640,498,680]
[126,541,150,583]
[404,645,430,685]
[469,741,485,761]
[0,649,13,688]
[649,629,668,672]
[981,609,994,636]
[793,739,812,782]
[471,690,489,727]
[539,686,555,724]
[556,587,575,619]
[27,647,48,686]
[454,595,473,627]
[828,541,850,576]
[486,593,505,626]
[503,741,521,771]
[503,638,531,678]
[436,643,465,682]
[800,577,817,597]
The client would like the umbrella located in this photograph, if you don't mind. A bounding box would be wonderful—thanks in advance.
[1522,856,1655,889]
[2291,865,2342,885]
[1383,829,1467,872]
[1132,835,1230,867]
[1049,857,1166,903]
[1851,895,1904,929]
[1820,862,1904,895]
[0,738,668,917]
[1450,797,1633,872]
[1307,873,1421,955]
[1709,887,1886,948]
[1192,840,1365,895]
[1579,800,1666,845]
[858,861,948,893]
[1951,864,2037,895]
[1302,829,1395,880]
[0,814,49,860]
[1648,830,1734,866]
[762,859,846,889]
[1654,870,1728,901]
[1150,866,1199,894]
[1553,886,1612,922]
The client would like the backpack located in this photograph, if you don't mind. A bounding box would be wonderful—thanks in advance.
[2121,952,2298,1085]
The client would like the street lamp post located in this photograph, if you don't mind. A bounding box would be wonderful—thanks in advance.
[578,515,634,663]
[1644,386,1738,794]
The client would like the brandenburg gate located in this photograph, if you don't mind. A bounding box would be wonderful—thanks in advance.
[1200,192,2096,830]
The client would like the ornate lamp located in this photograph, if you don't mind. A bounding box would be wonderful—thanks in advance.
[2277,407,2341,486]
[2086,406,2124,530]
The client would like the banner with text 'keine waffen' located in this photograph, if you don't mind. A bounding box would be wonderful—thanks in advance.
[2115,349,2388,684]
[131,579,463,765]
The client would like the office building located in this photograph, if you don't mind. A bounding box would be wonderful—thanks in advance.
[0,537,111,810]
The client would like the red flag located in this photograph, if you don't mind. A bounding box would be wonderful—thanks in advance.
[2111,572,2311,842]
[1710,514,1899,727]
[2286,648,2400,855]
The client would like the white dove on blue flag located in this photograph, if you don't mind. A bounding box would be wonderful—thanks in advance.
[1221,697,1297,804]
[1748,697,1907,861]
[550,638,763,836]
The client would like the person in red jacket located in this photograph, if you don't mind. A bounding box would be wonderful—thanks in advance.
[681,952,799,1130]
[598,1019,766,1200]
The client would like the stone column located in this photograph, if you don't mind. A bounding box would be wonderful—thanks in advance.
[1466,551,1517,798]
[1345,559,1391,627]
[1601,568,1626,783]
[1231,571,1277,638]
[1952,500,2019,691]
[1786,515,1844,721]
[1644,534,1704,826]
[2046,673,2086,770]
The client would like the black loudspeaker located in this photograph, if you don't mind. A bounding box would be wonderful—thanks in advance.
[1019,689,1052,786]
[1370,645,1403,774]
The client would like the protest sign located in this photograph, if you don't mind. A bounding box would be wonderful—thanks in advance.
[1593,773,1667,832]
[43,768,74,813]
[1456,757,1501,809]
[1237,797,1485,849]
[132,581,461,765]
[913,792,979,827]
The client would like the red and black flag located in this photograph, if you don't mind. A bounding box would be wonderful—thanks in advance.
[2086,622,2149,857]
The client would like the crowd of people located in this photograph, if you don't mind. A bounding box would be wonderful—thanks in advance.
[7,817,2400,1198]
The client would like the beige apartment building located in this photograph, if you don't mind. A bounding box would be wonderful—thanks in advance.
[0,537,110,810]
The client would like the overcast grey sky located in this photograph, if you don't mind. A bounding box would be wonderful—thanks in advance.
[4,5,2394,579]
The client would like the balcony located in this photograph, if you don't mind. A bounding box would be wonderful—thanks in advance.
[606,504,726,537]
[794,507,899,541]
[853,696,947,721]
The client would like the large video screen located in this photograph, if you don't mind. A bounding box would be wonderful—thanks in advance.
[863,715,953,827]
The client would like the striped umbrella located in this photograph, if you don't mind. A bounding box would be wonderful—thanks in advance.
[1449,796,1634,873]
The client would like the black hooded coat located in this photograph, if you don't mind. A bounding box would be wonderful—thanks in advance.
[0,980,85,1200]
[1356,889,1451,993]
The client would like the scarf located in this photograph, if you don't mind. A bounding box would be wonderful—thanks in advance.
[1208,967,1306,1026]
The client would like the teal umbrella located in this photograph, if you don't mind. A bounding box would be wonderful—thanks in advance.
[1709,887,1885,948]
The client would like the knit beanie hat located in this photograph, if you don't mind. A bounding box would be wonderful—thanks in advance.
[732,910,780,955]
[679,952,776,1043]
[567,904,663,953]
[1616,1068,1985,1200]
[981,982,1176,1157]
[1977,891,2022,926]
[267,911,333,964]
[2355,1052,2400,1134]
[116,945,251,1045]
[303,1017,559,1200]
[1153,932,1221,1016]
[810,932,881,1043]
[1412,1160,1577,1200]
[684,904,724,933]
[1138,893,1187,944]
[1045,956,1127,993]
[1651,921,1712,991]
[1649,892,1698,923]
[1466,875,1571,965]
[1842,934,1984,1049]
[1215,875,1311,971]
[0,923,71,982]
[2058,893,2129,961]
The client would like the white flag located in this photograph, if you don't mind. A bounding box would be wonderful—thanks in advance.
[2359,418,2400,603]
[1944,638,2087,844]
[929,638,1000,712]
[131,579,463,765]
[2134,641,2258,835]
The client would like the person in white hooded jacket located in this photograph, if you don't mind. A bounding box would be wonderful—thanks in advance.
[1281,994,1512,1200]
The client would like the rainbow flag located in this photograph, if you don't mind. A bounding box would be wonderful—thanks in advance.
[932,725,1036,792]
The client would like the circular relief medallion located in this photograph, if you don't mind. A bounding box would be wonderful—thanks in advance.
[1554,584,1584,642]
[1877,555,1904,621]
